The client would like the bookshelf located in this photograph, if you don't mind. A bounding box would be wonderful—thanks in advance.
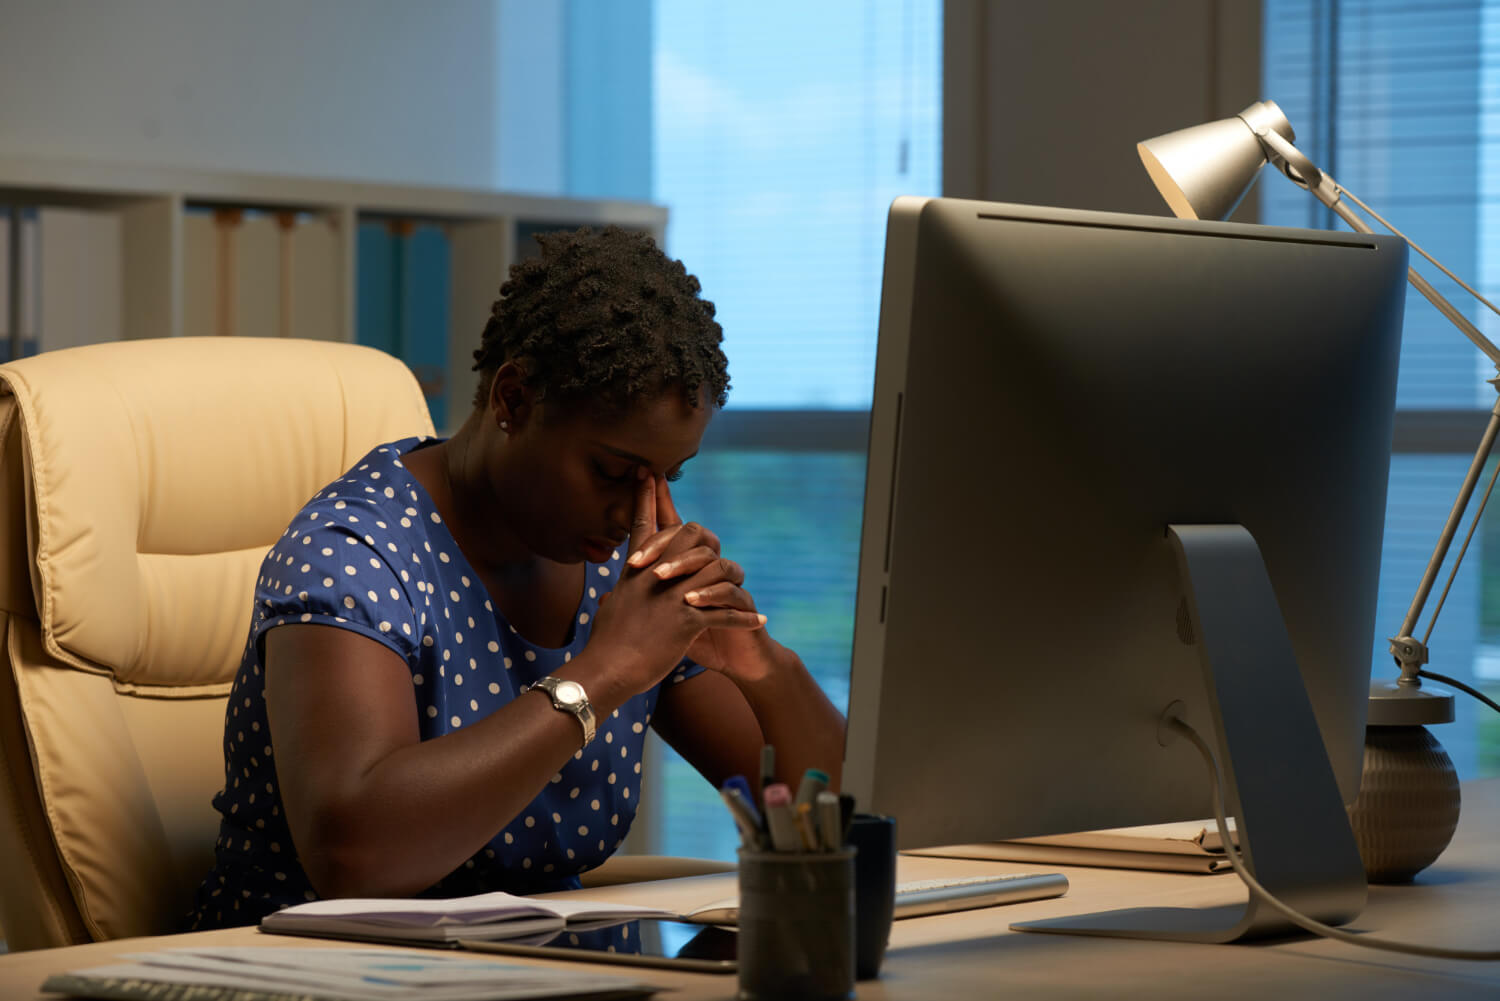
[0,155,667,432]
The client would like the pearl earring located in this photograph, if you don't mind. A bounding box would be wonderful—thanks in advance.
[499,420,510,432]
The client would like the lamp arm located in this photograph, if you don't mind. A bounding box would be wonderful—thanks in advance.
[1323,195,1500,367]
[1337,185,1500,325]
[1250,123,1500,680]
[1389,397,1500,679]
[1252,126,1500,367]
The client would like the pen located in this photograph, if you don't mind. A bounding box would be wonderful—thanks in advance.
[794,768,830,809]
[763,782,800,852]
[759,745,776,807]
[816,790,842,852]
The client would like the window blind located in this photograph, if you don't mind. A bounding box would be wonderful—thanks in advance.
[640,0,942,858]
[1263,0,1500,779]
[652,0,942,409]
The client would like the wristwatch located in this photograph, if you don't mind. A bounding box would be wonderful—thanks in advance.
[523,676,597,749]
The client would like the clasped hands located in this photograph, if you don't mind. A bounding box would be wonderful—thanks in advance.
[599,468,780,686]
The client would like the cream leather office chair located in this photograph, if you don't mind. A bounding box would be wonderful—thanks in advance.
[0,336,732,952]
[0,337,437,950]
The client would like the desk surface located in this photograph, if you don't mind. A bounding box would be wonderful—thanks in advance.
[6,779,1499,1000]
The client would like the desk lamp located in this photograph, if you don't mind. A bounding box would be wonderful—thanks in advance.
[1137,100,1500,881]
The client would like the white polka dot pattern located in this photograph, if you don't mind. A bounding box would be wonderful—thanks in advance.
[189,437,705,931]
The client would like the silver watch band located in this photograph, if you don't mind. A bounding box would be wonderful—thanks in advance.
[524,675,597,748]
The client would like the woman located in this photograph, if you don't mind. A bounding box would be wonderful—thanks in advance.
[188,226,844,929]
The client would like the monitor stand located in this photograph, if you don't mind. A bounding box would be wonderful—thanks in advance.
[1013,524,1368,943]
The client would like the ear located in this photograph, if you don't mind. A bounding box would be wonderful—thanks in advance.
[488,362,535,430]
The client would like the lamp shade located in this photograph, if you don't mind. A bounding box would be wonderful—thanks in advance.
[1137,101,1296,221]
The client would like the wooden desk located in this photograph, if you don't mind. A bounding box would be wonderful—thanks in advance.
[6,779,1499,999]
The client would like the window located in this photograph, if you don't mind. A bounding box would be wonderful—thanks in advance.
[1263,0,1500,777]
[641,0,943,858]
[653,2,942,408]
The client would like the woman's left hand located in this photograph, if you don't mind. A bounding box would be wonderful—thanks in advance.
[625,474,782,683]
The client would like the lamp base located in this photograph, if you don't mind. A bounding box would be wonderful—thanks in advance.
[1346,724,1460,883]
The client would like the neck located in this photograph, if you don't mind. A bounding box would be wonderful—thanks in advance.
[433,414,539,575]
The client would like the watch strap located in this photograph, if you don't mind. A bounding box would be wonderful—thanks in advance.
[525,675,597,748]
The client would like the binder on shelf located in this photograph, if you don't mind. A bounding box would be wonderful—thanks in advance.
[357,219,450,430]
[0,206,118,358]
[288,213,341,342]
[37,207,123,351]
[3,157,668,367]
[356,220,400,355]
[0,207,39,362]
[184,207,343,340]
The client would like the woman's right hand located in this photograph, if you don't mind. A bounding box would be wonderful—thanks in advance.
[584,470,763,697]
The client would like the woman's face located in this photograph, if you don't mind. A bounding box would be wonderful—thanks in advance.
[494,390,712,565]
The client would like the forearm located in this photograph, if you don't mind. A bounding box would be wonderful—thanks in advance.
[730,640,847,791]
[296,652,635,898]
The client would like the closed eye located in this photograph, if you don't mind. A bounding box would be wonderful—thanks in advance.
[592,460,635,484]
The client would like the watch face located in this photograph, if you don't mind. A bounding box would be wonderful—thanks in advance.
[554,680,586,706]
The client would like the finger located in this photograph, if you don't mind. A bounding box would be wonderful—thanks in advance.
[682,581,756,611]
[652,539,732,581]
[637,521,719,571]
[660,552,744,588]
[656,476,684,528]
[628,469,657,560]
[629,523,685,569]
[692,607,768,630]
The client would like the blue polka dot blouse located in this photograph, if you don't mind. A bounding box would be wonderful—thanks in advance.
[187,437,702,930]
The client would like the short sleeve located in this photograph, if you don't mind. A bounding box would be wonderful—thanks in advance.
[665,656,708,687]
[254,496,422,664]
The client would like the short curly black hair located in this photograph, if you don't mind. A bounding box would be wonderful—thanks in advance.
[471,226,730,419]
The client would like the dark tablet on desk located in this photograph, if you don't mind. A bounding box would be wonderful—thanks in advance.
[461,918,737,974]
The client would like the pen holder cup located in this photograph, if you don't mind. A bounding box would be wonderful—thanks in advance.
[737,848,856,1001]
[849,813,897,979]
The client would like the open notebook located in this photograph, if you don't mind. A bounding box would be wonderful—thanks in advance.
[260,891,677,945]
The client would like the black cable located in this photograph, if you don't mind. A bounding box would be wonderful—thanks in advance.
[1166,714,1500,961]
[1418,669,1500,716]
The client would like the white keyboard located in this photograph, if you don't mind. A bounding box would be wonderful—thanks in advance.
[893,872,1069,918]
[682,871,1068,926]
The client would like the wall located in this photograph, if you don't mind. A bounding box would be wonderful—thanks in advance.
[944,0,1263,220]
[0,0,502,188]
[495,0,653,201]
[563,0,653,201]
[496,1,565,194]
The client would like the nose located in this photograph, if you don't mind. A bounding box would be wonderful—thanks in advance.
[605,498,632,543]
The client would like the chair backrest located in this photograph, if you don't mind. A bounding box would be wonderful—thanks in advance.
[0,337,436,950]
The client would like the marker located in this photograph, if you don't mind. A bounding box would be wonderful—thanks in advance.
[794,802,819,851]
[794,768,830,809]
[721,785,766,851]
[763,783,800,852]
[759,745,776,805]
[815,790,843,852]
[721,775,762,828]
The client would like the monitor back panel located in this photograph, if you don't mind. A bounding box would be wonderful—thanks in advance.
[844,198,1407,849]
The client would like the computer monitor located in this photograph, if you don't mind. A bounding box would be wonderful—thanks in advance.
[842,197,1408,942]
